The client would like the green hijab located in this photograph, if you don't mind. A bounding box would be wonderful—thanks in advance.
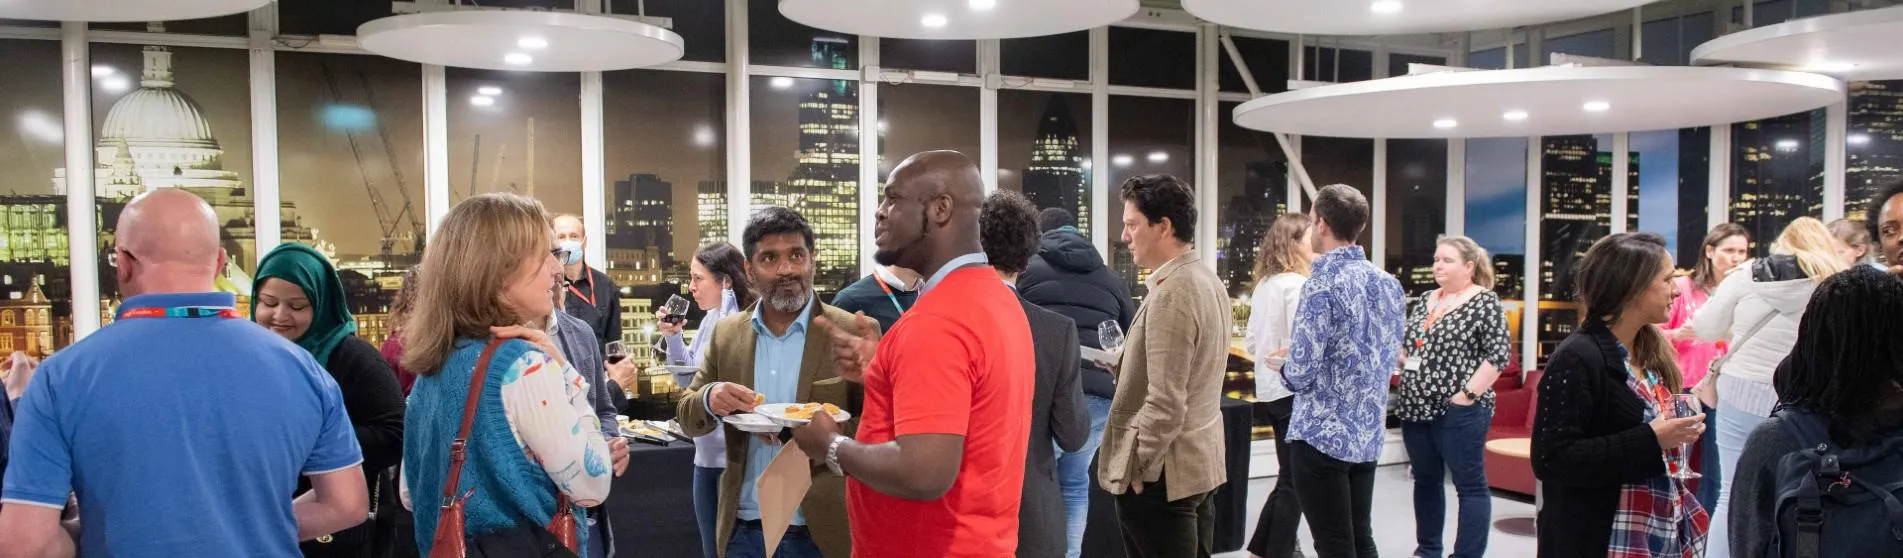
[253,243,358,364]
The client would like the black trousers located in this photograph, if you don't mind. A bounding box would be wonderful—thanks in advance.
[1247,397,1304,558]
[1113,470,1216,558]
[1288,441,1377,558]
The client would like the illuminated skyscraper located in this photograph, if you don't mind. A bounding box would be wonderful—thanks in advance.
[1732,113,1825,254]
[1217,160,1286,296]
[1848,80,1903,222]
[786,37,862,291]
[698,180,727,246]
[609,173,676,267]
[1536,135,1637,364]
[1022,95,1089,234]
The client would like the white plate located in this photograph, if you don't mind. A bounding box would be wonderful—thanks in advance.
[1081,346,1122,368]
[722,413,784,433]
[753,403,852,426]
[662,365,699,376]
[1264,355,1287,370]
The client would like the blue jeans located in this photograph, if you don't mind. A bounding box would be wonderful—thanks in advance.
[1706,399,1767,558]
[693,466,723,558]
[1057,395,1113,558]
[1400,402,1492,558]
[725,522,822,558]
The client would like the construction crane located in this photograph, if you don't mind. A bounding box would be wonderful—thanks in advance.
[359,70,424,255]
[320,63,413,257]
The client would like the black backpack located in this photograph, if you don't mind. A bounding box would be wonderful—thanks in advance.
[1768,408,1903,558]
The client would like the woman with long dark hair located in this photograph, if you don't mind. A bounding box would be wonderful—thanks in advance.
[253,243,407,558]
[641,242,754,558]
[1532,232,1709,558]
[1244,213,1313,558]
[1727,266,1903,557]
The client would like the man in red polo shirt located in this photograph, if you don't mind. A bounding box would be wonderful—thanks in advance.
[794,150,1034,558]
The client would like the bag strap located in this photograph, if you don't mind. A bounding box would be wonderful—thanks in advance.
[1710,306,1783,378]
[440,339,507,509]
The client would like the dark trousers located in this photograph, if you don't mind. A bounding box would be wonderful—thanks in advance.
[692,466,723,558]
[1400,404,1492,558]
[1289,441,1377,558]
[1694,402,1722,510]
[1112,471,1216,558]
[1247,397,1304,558]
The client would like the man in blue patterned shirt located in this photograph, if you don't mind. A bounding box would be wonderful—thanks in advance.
[1282,184,1406,558]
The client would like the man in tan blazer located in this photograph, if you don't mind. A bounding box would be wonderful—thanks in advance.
[1097,175,1230,558]
[676,207,876,558]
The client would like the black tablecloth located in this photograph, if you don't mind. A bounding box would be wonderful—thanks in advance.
[604,439,700,558]
[1082,397,1253,557]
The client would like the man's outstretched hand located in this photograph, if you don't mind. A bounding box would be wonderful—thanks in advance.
[815,311,881,383]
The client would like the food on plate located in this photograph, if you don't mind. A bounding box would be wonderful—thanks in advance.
[782,402,842,420]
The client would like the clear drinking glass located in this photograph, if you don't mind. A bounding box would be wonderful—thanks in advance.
[1098,320,1124,352]
[663,294,691,324]
[1669,393,1702,479]
[606,341,633,397]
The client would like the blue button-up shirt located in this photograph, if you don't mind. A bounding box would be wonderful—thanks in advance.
[1283,246,1407,464]
[736,295,813,523]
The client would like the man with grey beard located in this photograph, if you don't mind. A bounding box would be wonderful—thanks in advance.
[675,206,876,558]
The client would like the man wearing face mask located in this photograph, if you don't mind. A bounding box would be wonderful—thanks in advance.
[554,214,624,348]
[675,207,877,558]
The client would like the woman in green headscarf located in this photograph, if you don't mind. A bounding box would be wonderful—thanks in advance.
[254,243,408,558]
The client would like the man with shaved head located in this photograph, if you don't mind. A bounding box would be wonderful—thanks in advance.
[0,189,368,558]
[552,214,623,349]
[794,151,1036,557]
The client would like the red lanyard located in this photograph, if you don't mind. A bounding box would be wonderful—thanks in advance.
[119,306,240,320]
[566,268,596,307]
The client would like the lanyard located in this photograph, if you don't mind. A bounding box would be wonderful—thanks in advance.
[874,275,908,316]
[566,268,596,308]
[120,306,240,320]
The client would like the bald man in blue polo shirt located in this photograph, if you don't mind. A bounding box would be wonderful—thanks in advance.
[0,189,369,558]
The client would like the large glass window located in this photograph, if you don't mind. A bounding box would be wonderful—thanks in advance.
[447,69,583,216]
[1467,45,1531,70]
[1631,129,1706,260]
[610,0,727,63]
[90,43,253,335]
[276,53,425,346]
[1109,28,1195,89]
[1215,101,1288,300]
[1108,96,1194,301]
[1302,46,1372,82]
[1001,31,1087,80]
[1848,80,1903,223]
[280,0,391,36]
[1388,139,1448,297]
[749,0,858,69]
[94,15,246,36]
[0,38,71,356]
[749,75,860,295]
[1536,133,1624,362]
[880,40,976,74]
[1733,0,1830,28]
[602,69,726,354]
[999,90,1092,233]
[1642,12,1716,67]
[1731,110,1826,255]
[1466,137,1529,358]
[1217,36,1289,94]
[879,84,979,178]
[1542,29,1617,62]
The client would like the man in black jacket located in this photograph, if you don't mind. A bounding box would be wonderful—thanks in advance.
[1015,207,1136,557]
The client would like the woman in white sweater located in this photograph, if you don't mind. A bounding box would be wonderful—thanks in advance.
[1244,213,1314,558]
[1690,216,1847,558]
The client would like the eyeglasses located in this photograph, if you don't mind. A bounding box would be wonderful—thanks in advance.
[550,247,574,262]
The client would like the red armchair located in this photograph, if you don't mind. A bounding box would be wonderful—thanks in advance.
[1485,360,1541,497]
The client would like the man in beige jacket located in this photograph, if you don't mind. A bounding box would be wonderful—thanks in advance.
[1097,174,1231,558]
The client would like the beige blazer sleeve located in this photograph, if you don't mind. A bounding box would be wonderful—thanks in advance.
[1127,293,1198,480]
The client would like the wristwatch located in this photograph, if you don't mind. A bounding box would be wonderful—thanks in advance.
[826,434,849,476]
[1461,388,1481,402]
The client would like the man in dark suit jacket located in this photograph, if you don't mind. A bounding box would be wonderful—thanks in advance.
[983,191,1090,557]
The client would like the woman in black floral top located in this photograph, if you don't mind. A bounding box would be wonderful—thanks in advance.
[1399,236,1512,558]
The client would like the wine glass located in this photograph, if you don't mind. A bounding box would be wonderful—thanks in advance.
[663,294,690,325]
[1098,320,1125,352]
[1668,393,1702,480]
[606,341,633,398]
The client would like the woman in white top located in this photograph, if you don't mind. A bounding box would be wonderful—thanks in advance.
[645,242,753,558]
[1244,213,1314,558]
[1690,216,1848,558]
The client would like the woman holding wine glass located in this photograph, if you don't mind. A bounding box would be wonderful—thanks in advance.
[616,242,754,558]
[1531,232,1708,558]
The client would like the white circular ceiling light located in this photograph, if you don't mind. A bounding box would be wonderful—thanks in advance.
[0,0,270,22]
[1184,0,1663,35]
[1690,5,1903,81]
[778,0,1139,40]
[357,10,683,72]
[1232,66,1844,139]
